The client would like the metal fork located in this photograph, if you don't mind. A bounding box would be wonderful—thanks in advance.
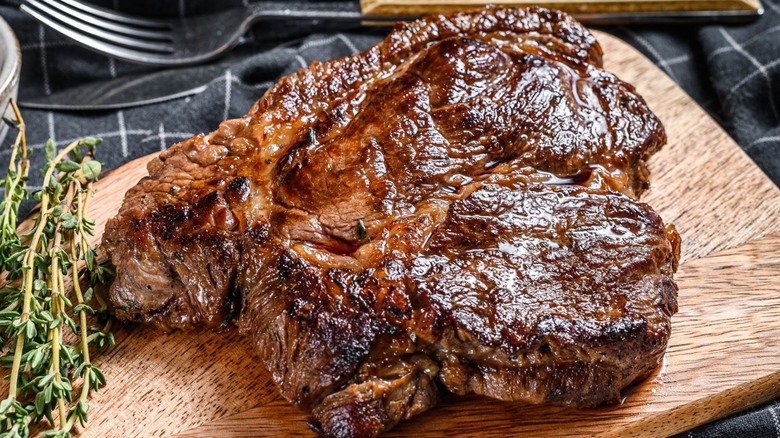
[20,0,407,66]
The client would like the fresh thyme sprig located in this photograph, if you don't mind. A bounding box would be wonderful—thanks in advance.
[0,102,29,277]
[0,101,115,437]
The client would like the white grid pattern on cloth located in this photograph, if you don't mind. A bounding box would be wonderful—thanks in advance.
[0,126,154,195]
[157,123,166,151]
[718,29,780,123]
[16,130,154,152]
[658,54,690,74]
[141,124,194,151]
[619,27,679,81]
[254,80,274,89]
[770,405,780,438]
[294,54,308,69]
[707,24,780,62]
[749,136,780,149]
[299,34,346,52]
[117,111,129,157]
[723,58,780,105]
[337,33,359,54]
[223,70,233,121]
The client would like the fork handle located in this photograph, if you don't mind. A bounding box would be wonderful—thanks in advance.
[249,1,412,22]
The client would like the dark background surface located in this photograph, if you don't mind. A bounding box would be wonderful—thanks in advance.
[0,0,779,436]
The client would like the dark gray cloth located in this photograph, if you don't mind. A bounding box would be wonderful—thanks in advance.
[0,1,778,436]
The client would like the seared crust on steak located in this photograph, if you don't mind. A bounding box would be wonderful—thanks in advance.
[103,6,678,437]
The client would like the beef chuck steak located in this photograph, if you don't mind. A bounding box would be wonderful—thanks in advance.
[103,6,679,437]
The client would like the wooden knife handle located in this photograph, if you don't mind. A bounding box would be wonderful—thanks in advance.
[360,0,762,16]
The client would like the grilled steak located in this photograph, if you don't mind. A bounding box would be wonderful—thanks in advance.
[103,6,679,437]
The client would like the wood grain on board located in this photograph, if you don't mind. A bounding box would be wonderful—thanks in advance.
[360,0,761,16]
[15,31,780,437]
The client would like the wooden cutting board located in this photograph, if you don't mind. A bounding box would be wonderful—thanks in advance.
[20,31,780,437]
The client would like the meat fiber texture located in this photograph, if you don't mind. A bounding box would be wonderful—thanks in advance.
[103,6,680,437]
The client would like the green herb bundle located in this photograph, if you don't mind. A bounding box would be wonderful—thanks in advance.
[0,102,114,437]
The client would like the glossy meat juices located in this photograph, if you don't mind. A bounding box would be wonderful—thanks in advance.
[103,6,679,437]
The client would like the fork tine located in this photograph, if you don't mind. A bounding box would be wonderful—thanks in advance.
[23,0,174,54]
[21,4,174,63]
[58,0,169,29]
[38,0,172,41]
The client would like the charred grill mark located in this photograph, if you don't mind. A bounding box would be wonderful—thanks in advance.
[149,204,194,241]
[602,318,647,342]
[331,340,372,378]
[197,191,220,210]
[226,176,251,204]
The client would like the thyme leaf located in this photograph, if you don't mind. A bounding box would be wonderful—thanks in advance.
[356,220,368,241]
[0,101,115,436]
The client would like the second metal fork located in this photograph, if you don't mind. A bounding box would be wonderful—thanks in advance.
[20,0,406,66]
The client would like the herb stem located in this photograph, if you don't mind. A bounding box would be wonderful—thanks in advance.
[0,102,27,234]
[7,333,25,403]
[50,179,78,430]
[0,102,28,287]
[71,222,90,365]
